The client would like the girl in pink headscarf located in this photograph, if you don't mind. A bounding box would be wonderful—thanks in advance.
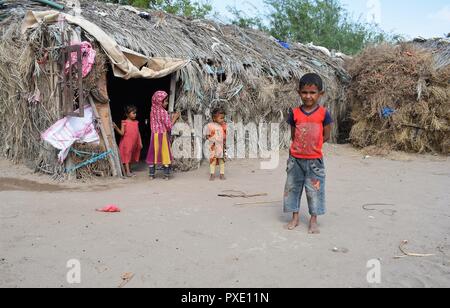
[146,91,180,179]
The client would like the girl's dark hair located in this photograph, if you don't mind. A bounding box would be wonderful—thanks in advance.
[299,73,324,91]
[212,107,225,117]
[124,105,137,116]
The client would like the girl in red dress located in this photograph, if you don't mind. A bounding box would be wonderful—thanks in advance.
[113,105,142,177]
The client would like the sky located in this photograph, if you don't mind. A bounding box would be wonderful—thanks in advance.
[210,0,450,39]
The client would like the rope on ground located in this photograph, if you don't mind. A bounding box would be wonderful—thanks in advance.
[394,240,435,259]
[218,190,268,198]
[362,203,397,216]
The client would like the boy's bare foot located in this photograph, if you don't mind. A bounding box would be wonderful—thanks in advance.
[209,174,215,181]
[286,213,300,230]
[219,174,226,180]
[286,219,299,230]
[308,217,320,234]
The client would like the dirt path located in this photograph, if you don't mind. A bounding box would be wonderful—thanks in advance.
[1,144,449,287]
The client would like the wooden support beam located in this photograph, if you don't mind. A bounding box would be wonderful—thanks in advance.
[89,96,118,177]
[169,72,178,113]
[95,72,124,178]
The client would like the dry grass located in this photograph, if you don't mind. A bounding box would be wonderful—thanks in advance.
[347,43,450,155]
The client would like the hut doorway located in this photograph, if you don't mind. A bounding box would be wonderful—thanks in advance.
[106,67,172,164]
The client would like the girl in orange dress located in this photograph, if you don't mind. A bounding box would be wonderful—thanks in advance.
[206,108,227,181]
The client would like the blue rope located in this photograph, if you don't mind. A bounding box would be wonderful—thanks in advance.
[65,149,113,173]
[70,148,98,157]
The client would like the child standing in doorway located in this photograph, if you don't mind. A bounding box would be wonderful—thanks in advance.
[113,105,142,177]
[206,108,227,181]
[146,91,180,180]
[283,73,333,234]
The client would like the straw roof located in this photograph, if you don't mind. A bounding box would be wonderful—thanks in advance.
[2,0,349,109]
[412,37,450,70]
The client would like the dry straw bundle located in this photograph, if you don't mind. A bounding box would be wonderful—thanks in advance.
[347,43,450,154]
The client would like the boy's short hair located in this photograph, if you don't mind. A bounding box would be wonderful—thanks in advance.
[299,73,324,92]
[212,107,225,117]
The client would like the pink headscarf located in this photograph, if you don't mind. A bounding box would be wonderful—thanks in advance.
[150,91,171,133]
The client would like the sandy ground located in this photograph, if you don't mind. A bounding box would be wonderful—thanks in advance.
[0,144,449,288]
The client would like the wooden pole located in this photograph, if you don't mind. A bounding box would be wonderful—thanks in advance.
[187,108,193,128]
[168,72,177,113]
[89,96,119,177]
[105,106,125,178]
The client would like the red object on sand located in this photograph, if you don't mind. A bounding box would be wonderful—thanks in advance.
[96,205,121,212]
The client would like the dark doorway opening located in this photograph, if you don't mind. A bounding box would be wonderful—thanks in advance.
[106,66,171,162]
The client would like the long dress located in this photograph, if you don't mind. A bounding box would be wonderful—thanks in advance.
[119,120,142,164]
[146,91,173,166]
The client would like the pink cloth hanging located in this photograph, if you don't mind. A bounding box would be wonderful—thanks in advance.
[41,105,99,163]
[65,41,96,78]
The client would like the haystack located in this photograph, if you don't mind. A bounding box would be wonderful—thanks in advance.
[0,0,349,178]
[347,41,450,155]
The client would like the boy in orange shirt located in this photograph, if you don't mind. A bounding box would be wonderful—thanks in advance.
[284,73,333,234]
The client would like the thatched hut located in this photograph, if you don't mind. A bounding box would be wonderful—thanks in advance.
[0,0,349,178]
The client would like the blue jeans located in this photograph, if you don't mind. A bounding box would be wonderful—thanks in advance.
[283,156,326,216]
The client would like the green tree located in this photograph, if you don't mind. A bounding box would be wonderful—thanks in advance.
[228,0,390,55]
[266,0,388,54]
[227,6,267,31]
